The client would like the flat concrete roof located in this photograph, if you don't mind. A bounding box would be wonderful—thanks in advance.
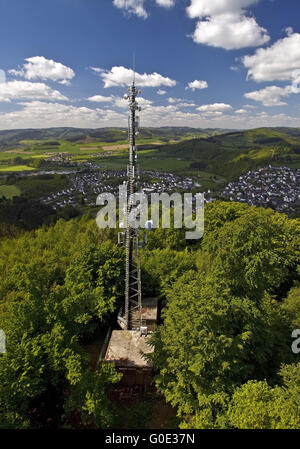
[105,330,154,368]
[141,297,158,322]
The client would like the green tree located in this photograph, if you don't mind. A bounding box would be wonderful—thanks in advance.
[150,270,292,428]
[227,363,300,429]
[203,202,300,299]
[0,237,124,427]
[65,363,121,428]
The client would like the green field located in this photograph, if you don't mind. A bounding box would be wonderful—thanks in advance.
[0,127,299,179]
[0,138,166,168]
[0,165,35,172]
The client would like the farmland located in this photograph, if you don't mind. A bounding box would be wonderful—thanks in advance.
[0,126,299,177]
[0,126,299,210]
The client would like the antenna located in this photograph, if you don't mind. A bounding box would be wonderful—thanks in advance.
[132,52,136,85]
[117,59,144,331]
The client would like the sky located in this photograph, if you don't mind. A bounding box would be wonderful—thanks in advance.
[0,0,300,130]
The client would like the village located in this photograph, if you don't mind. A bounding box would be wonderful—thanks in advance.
[40,168,196,210]
[221,165,300,215]
[37,165,300,217]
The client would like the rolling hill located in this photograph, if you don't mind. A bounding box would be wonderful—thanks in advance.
[0,127,230,149]
[155,127,300,178]
[0,126,299,181]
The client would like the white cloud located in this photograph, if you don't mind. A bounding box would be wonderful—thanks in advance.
[113,95,152,109]
[167,97,195,106]
[235,109,247,114]
[58,79,72,86]
[89,67,103,74]
[243,32,300,82]
[0,102,100,129]
[155,0,175,7]
[157,89,167,95]
[177,102,196,107]
[1,99,299,130]
[0,80,67,102]
[113,97,152,109]
[113,0,148,18]
[88,95,113,102]
[9,56,75,84]
[243,104,257,109]
[187,0,259,17]
[187,0,269,50]
[244,85,293,107]
[0,101,127,129]
[135,97,153,107]
[197,103,233,113]
[87,94,152,109]
[113,0,174,18]
[113,0,269,50]
[186,80,208,91]
[92,66,176,88]
[191,13,269,50]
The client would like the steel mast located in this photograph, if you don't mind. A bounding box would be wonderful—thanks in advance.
[122,70,143,331]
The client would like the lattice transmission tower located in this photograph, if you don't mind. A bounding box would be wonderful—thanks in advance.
[118,70,144,331]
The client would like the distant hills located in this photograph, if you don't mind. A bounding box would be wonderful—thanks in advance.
[0,126,233,148]
[0,126,299,149]
[157,127,300,178]
[0,126,299,180]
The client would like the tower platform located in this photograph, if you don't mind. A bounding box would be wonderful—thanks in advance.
[105,330,154,391]
[105,330,153,368]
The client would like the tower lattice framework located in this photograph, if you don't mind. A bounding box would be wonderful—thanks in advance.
[123,79,143,331]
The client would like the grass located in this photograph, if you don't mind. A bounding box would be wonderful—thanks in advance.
[98,156,190,172]
[0,165,35,172]
[139,158,190,171]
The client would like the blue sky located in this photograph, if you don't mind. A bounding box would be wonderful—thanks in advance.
[0,0,299,129]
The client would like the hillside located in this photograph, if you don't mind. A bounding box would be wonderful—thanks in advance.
[0,126,299,183]
[0,127,230,149]
[156,127,300,179]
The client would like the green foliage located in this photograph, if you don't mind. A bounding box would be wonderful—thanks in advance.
[202,202,300,299]
[15,174,69,199]
[141,248,196,297]
[62,243,125,333]
[65,363,122,428]
[0,199,299,429]
[150,272,292,427]
[0,219,123,428]
[282,281,300,329]
[150,202,300,428]
[227,363,300,429]
[0,196,56,230]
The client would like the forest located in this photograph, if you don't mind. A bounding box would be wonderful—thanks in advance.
[0,201,299,428]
